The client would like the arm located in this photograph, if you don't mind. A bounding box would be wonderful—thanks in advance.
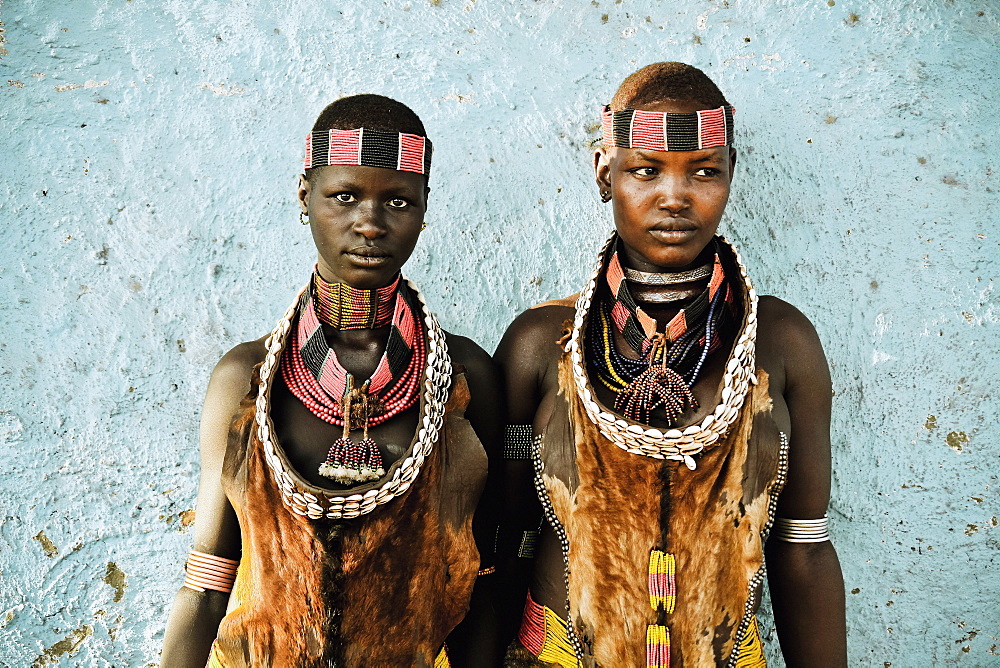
[491,306,567,650]
[763,301,847,667]
[443,336,506,667]
[161,343,261,667]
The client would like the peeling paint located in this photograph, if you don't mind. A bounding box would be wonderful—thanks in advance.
[179,509,196,527]
[199,81,245,96]
[924,415,937,430]
[31,625,93,667]
[54,80,109,92]
[441,92,477,104]
[946,431,969,453]
[103,562,127,603]
[34,531,58,558]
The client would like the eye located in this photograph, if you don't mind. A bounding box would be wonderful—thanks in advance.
[333,192,356,203]
[694,167,722,178]
[387,198,410,209]
[629,166,658,178]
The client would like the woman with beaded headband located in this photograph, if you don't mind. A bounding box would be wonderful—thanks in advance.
[495,63,847,666]
[162,94,504,667]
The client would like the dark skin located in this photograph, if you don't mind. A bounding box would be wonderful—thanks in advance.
[162,164,504,667]
[495,99,847,666]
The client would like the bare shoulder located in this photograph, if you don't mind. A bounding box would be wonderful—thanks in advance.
[756,295,830,390]
[757,296,818,337]
[494,294,578,369]
[206,337,268,408]
[444,332,496,379]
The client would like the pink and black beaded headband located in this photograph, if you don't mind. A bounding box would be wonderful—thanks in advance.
[601,104,735,151]
[304,128,432,175]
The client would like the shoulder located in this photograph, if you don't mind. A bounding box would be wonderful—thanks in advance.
[495,294,578,367]
[756,296,830,390]
[206,337,268,406]
[757,296,823,351]
[444,331,498,382]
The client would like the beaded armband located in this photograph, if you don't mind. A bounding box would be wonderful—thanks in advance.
[771,516,830,543]
[504,424,534,460]
[183,550,239,594]
[517,530,539,559]
[477,565,497,576]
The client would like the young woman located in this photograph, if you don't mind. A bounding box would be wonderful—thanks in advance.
[496,63,847,666]
[162,94,503,667]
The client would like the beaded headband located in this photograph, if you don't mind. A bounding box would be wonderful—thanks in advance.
[304,128,432,175]
[601,104,735,151]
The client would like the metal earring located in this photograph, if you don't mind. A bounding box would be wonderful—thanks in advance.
[600,191,612,203]
[421,222,427,231]
[300,211,309,225]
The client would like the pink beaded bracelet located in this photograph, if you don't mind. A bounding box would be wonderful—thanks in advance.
[183,550,239,594]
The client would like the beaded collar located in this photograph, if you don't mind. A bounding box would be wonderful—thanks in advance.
[591,243,735,425]
[313,271,399,330]
[568,232,758,469]
[255,278,452,519]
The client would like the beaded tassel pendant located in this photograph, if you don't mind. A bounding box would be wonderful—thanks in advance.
[318,374,387,483]
[615,334,698,425]
[646,549,676,668]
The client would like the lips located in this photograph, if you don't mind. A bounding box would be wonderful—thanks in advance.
[651,219,697,232]
[345,246,391,266]
[648,225,698,244]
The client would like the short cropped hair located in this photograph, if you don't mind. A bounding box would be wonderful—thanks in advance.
[610,62,729,111]
[305,94,428,182]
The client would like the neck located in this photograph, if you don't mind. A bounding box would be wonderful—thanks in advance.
[312,271,400,330]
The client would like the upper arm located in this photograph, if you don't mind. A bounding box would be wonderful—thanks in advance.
[447,335,505,561]
[493,305,570,425]
[189,341,265,559]
[448,334,504,461]
[766,298,833,519]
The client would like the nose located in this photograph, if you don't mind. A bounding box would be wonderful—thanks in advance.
[655,174,690,215]
[351,201,387,239]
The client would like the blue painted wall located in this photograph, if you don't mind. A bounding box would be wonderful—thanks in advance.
[1,0,996,665]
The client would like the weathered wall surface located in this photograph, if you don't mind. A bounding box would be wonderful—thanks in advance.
[1,0,996,665]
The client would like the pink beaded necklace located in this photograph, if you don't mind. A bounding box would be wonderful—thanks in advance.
[279,272,426,483]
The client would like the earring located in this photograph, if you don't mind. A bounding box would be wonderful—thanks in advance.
[600,191,612,203]
[300,211,309,225]
[421,222,427,231]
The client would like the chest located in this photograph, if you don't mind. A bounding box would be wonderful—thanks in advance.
[270,374,420,489]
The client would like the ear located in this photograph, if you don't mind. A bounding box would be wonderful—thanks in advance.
[297,174,310,213]
[728,147,738,182]
[594,147,612,193]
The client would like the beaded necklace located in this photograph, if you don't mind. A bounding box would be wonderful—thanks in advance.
[256,279,452,520]
[313,272,398,329]
[280,273,426,484]
[567,232,758,469]
[588,243,735,425]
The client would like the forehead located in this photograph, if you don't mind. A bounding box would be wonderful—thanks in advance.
[310,164,426,192]
[611,145,730,165]
[629,98,713,115]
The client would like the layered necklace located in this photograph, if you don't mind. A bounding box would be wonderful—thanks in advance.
[280,271,426,484]
[568,232,759,470]
[587,242,736,425]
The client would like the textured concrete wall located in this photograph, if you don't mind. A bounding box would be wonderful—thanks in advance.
[1,0,996,665]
